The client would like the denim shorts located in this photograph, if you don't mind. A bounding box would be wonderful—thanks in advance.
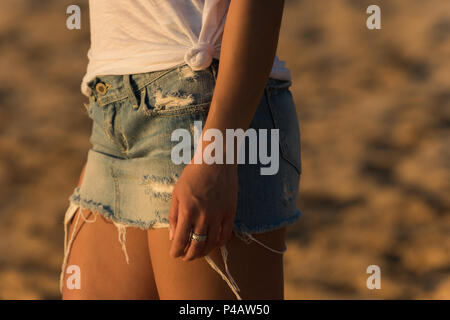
[61,59,302,299]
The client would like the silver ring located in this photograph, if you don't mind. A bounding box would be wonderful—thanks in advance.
[190,230,207,242]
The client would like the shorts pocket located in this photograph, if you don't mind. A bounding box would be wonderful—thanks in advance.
[84,95,103,124]
[83,93,95,117]
[140,65,216,117]
[265,86,302,175]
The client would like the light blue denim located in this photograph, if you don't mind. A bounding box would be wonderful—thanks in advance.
[61,59,303,299]
[68,59,302,237]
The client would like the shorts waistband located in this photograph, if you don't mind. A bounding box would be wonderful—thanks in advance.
[87,59,220,107]
[86,59,290,107]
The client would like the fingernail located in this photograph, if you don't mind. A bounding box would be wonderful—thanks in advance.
[169,227,173,241]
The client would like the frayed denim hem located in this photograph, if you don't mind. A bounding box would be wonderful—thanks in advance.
[233,208,302,241]
[62,189,303,300]
[68,186,170,230]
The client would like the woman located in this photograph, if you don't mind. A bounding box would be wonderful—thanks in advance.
[61,0,302,300]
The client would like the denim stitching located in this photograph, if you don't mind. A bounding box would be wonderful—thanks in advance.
[97,68,180,107]
[111,165,120,219]
[103,121,117,145]
[264,88,301,175]
[101,105,130,156]
[119,131,129,156]
[143,102,211,118]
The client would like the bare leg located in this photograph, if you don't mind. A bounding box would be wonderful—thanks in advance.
[147,227,286,300]
[61,165,159,300]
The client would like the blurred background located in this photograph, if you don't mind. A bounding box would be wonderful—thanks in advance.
[0,0,448,299]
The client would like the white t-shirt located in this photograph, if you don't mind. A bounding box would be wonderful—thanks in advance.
[82,0,291,96]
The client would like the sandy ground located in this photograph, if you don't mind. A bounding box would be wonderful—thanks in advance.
[0,0,448,299]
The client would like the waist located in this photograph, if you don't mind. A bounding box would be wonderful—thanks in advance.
[81,56,291,97]
[85,59,291,108]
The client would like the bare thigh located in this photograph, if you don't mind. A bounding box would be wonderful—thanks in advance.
[61,208,159,299]
[147,227,286,300]
[62,165,159,299]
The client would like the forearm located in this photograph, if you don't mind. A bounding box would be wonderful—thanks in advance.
[170,0,286,260]
[203,0,285,135]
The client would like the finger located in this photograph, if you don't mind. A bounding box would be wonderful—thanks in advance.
[182,218,208,261]
[169,212,193,258]
[168,196,179,241]
[201,219,221,257]
[218,216,234,247]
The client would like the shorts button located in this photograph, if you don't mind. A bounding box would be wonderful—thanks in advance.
[96,83,107,95]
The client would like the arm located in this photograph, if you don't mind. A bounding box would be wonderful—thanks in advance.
[203,0,284,135]
[169,0,285,261]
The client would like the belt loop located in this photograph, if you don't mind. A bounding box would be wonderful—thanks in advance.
[123,74,138,109]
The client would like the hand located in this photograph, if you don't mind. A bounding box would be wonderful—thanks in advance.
[169,162,238,261]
